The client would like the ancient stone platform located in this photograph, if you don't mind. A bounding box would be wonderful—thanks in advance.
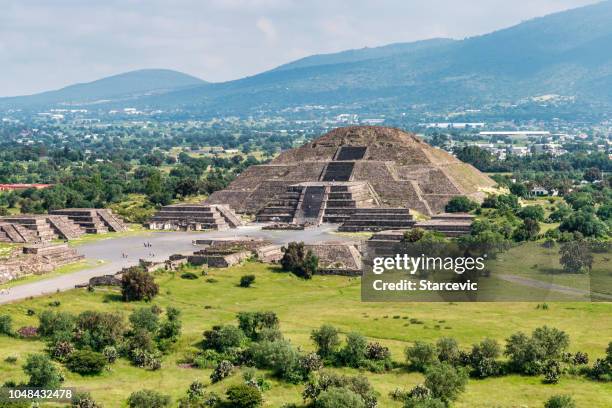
[0,215,85,241]
[49,208,128,234]
[147,204,242,231]
[207,126,495,216]
[414,213,474,237]
[0,243,84,284]
[0,222,39,243]
[305,241,363,276]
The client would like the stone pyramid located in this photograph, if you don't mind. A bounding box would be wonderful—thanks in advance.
[206,126,495,215]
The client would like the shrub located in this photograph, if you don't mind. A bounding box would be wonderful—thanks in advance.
[469,338,501,378]
[17,326,38,338]
[280,241,318,279]
[121,266,159,301]
[66,350,107,375]
[300,352,323,374]
[249,340,303,383]
[311,325,341,358]
[572,351,589,365]
[4,356,17,364]
[302,371,377,408]
[338,332,367,368]
[210,360,234,383]
[315,387,365,408]
[424,363,468,404]
[203,325,245,352]
[226,384,263,408]
[518,205,545,222]
[405,342,438,372]
[75,310,125,351]
[436,337,460,365]
[71,391,102,408]
[240,274,256,287]
[542,359,561,384]
[504,326,570,375]
[180,272,198,280]
[544,395,576,408]
[157,306,182,342]
[445,196,478,213]
[237,311,279,340]
[127,389,171,408]
[38,310,75,338]
[23,353,61,388]
[0,314,12,336]
[50,340,74,361]
[404,228,425,243]
[129,307,160,333]
[103,346,118,364]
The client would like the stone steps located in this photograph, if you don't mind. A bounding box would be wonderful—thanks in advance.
[96,209,128,232]
[147,204,238,231]
[338,207,416,232]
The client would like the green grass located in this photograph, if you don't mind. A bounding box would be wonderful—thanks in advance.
[0,262,610,407]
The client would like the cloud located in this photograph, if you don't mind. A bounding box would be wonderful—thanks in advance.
[256,17,278,42]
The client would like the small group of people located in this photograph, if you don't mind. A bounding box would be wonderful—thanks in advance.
[0,287,10,296]
[121,253,129,258]
[144,242,153,248]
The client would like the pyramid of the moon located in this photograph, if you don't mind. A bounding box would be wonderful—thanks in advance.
[206,126,495,216]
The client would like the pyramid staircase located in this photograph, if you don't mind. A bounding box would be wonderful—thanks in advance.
[0,222,39,243]
[96,209,129,232]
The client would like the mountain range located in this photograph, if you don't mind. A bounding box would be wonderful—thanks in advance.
[2,1,612,117]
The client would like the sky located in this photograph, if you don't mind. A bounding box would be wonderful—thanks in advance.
[0,0,601,97]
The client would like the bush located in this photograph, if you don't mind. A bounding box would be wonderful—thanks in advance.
[0,314,12,336]
[445,196,478,213]
[38,310,75,338]
[129,307,159,333]
[203,325,245,352]
[249,340,303,383]
[311,325,341,358]
[226,384,263,408]
[121,266,159,302]
[127,389,171,408]
[544,395,576,408]
[75,310,125,351]
[315,387,365,408]
[210,360,234,383]
[23,353,61,388]
[237,311,279,340]
[424,363,468,404]
[71,391,102,408]
[338,332,367,368]
[302,371,377,408]
[157,306,182,342]
[542,359,561,384]
[17,326,38,338]
[518,205,545,222]
[469,338,501,378]
[504,326,570,375]
[65,350,107,375]
[280,241,318,279]
[50,339,74,361]
[240,274,256,288]
[405,342,438,372]
[180,272,198,280]
[436,337,460,365]
[103,346,118,364]
[403,228,425,243]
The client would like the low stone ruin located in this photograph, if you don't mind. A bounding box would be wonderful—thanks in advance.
[49,208,128,234]
[0,243,84,284]
[0,215,85,241]
[147,204,242,231]
[188,237,273,267]
[0,222,39,243]
[337,208,416,232]
[414,213,474,237]
[305,241,362,276]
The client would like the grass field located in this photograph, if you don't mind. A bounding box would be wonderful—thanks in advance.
[0,262,610,407]
[0,259,106,289]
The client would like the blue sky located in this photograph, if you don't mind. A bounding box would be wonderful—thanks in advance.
[0,0,599,96]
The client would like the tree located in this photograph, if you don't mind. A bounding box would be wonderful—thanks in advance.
[23,353,61,389]
[509,183,529,198]
[65,350,107,375]
[127,389,171,408]
[544,395,576,408]
[226,384,263,408]
[559,241,593,273]
[405,342,438,372]
[583,167,601,182]
[249,339,303,382]
[518,205,545,222]
[436,337,460,365]
[559,211,608,237]
[311,325,341,358]
[280,241,318,279]
[445,196,478,213]
[240,274,256,288]
[454,146,493,171]
[121,266,159,302]
[513,218,540,241]
[74,310,124,351]
[157,307,182,342]
[71,391,102,408]
[423,363,468,404]
[237,311,279,341]
[38,310,75,338]
[469,338,501,378]
[210,360,234,383]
